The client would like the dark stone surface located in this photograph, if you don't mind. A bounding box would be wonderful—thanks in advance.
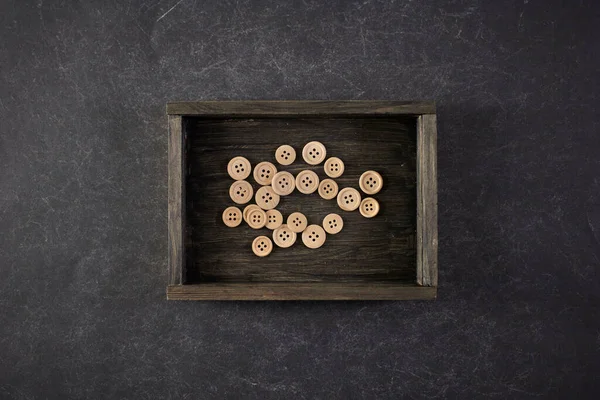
[0,0,598,398]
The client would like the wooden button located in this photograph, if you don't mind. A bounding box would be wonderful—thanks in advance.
[287,212,308,233]
[265,209,283,229]
[255,186,280,210]
[324,157,344,178]
[253,161,277,186]
[247,207,267,229]
[359,170,383,195]
[271,171,295,196]
[359,197,380,218]
[318,178,338,200]
[302,141,326,165]
[243,204,261,223]
[222,206,242,228]
[252,236,273,257]
[272,224,297,248]
[295,170,319,194]
[275,145,296,165]
[322,213,343,234]
[229,180,253,205]
[302,224,326,249]
[227,156,251,180]
[337,187,361,211]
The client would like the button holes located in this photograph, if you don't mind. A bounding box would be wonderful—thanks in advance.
[240,168,244,172]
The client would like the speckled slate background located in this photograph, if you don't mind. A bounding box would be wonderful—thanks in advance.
[1,0,599,398]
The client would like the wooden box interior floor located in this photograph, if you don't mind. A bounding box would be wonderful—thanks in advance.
[184,116,417,284]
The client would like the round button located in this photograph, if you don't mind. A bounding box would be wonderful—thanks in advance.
[302,224,326,249]
[222,206,242,228]
[359,197,380,218]
[275,145,296,166]
[271,171,295,196]
[337,187,361,211]
[265,209,283,229]
[229,180,253,205]
[302,141,326,165]
[287,212,308,233]
[318,178,339,200]
[322,213,343,234]
[247,208,267,229]
[243,204,261,223]
[252,236,273,257]
[324,157,344,178]
[272,224,297,248]
[253,161,278,186]
[255,186,280,210]
[227,156,251,180]
[295,170,319,194]
[359,170,383,195]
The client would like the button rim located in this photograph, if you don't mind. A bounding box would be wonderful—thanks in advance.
[336,187,362,211]
[295,170,320,194]
[272,224,297,248]
[252,235,273,257]
[302,141,327,165]
[359,170,383,195]
[301,224,327,249]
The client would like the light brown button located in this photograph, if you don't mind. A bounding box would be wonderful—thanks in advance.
[359,197,380,218]
[265,209,283,229]
[318,178,339,200]
[255,186,280,210]
[247,207,267,229]
[275,145,296,166]
[271,171,295,196]
[253,161,277,186]
[272,224,297,248]
[359,170,383,195]
[302,141,326,165]
[229,180,253,205]
[302,224,326,249]
[222,206,242,228]
[287,212,308,233]
[227,156,251,180]
[337,187,361,211]
[252,236,273,257]
[295,170,319,194]
[322,213,343,234]
[324,157,344,178]
[243,204,261,223]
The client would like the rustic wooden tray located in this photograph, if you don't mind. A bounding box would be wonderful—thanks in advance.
[167,101,437,300]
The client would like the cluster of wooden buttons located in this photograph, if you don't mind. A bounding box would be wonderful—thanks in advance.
[222,141,383,257]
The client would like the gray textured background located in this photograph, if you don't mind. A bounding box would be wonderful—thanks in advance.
[1,0,599,398]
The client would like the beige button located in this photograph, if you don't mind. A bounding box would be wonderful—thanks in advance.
[322,213,343,234]
[253,161,277,186]
[227,156,251,180]
[265,209,283,229]
[247,207,267,229]
[271,171,295,196]
[275,145,296,166]
[255,186,280,210]
[302,141,326,165]
[287,212,308,233]
[272,224,297,248]
[295,170,319,194]
[229,180,253,205]
[252,236,273,257]
[359,197,380,218]
[318,178,339,200]
[243,204,261,223]
[337,187,361,211]
[359,170,383,195]
[302,224,326,249]
[324,157,344,178]
[222,206,242,228]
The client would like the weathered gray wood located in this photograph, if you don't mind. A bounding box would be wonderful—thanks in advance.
[167,283,436,301]
[168,115,185,285]
[416,114,438,287]
[167,101,435,116]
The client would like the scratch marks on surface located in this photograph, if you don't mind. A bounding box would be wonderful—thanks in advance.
[156,0,185,22]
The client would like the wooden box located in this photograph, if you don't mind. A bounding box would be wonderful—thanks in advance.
[167,101,437,300]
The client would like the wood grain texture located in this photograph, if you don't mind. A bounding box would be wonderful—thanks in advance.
[167,101,435,117]
[167,283,436,301]
[168,115,184,285]
[416,114,438,287]
[184,116,418,284]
